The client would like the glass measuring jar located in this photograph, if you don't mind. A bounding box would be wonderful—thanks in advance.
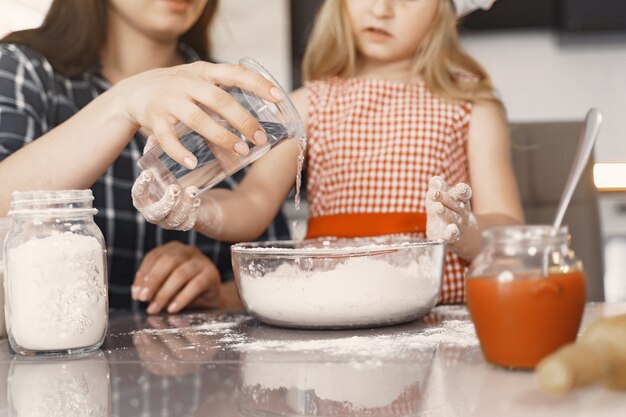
[5,190,108,356]
[466,225,586,370]
[137,57,306,199]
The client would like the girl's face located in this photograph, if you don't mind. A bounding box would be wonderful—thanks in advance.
[108,0,208,41]
[345,0,440,64]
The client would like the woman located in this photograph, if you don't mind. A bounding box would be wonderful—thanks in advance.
[0,0,290,313]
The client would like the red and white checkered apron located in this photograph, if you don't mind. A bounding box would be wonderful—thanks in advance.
[304,77,473,304]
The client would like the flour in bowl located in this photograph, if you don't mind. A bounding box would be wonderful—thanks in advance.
[239,255,441,327]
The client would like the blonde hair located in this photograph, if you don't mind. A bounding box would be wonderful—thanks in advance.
[302,0,497,104]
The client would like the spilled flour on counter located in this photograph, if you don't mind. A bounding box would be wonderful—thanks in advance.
[132,321,242,336]
[121,309,478,365]
[126,315,251,345]
[232,319,478,358]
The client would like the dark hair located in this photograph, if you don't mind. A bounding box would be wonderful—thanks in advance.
[1,0,218,78]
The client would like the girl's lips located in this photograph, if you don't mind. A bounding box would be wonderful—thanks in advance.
[162,0,193,13]
[363,27,393,41]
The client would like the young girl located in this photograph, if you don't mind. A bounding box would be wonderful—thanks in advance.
[133,0,523,307]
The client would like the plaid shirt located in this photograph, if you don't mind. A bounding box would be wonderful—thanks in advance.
[0,43,290,310]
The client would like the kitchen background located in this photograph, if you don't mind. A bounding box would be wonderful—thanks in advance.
[2,0,626,302]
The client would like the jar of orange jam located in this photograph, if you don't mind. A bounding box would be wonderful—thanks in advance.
[467,225,586,370]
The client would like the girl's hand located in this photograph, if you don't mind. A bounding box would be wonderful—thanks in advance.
[131,241,222,314]
[426,176,480,260]
[116,61,284,169]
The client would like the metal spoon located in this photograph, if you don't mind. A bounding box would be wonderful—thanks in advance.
[552,108,603,232]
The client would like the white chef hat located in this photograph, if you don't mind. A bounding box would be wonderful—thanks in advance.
[453,0,497,17]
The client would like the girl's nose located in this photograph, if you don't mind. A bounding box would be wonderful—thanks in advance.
[369,0,394,18]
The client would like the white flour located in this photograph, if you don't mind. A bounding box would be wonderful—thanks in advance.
[239,256,440,327]
[132,321,239,335]
[122,311,477,358]
[129,318,248,339]
[232,319,478,357]
[6,232,107,351]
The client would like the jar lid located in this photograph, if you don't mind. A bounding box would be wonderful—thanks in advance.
[9,190,96,217]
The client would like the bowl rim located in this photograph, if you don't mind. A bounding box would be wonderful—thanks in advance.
[230,237,445,257]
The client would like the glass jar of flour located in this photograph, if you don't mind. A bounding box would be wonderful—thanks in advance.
[4,190,108,355]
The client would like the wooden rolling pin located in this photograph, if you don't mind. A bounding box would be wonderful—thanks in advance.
[536,314,626,394]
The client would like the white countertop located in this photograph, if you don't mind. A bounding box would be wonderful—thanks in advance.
[0,302,624,416]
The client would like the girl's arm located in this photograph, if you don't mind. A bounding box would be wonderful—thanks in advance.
[193,138,302,241]
[468,99,524,228]
[426,98,524,262]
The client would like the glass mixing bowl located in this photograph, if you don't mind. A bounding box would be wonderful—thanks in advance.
[231,237,446,329]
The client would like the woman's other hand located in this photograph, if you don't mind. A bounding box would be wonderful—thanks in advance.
[131,241,221,314]
[116,61,284,169]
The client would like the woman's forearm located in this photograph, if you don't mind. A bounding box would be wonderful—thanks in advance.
[0,87,137,214]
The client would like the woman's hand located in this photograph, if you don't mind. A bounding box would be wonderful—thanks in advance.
[116,61,284,169]
[131,136,220,232]
[425,176,481,261]
[131,169,201,231]
[131,241,221,314]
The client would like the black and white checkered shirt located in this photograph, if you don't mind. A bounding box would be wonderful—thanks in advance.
[0,43,290,310]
